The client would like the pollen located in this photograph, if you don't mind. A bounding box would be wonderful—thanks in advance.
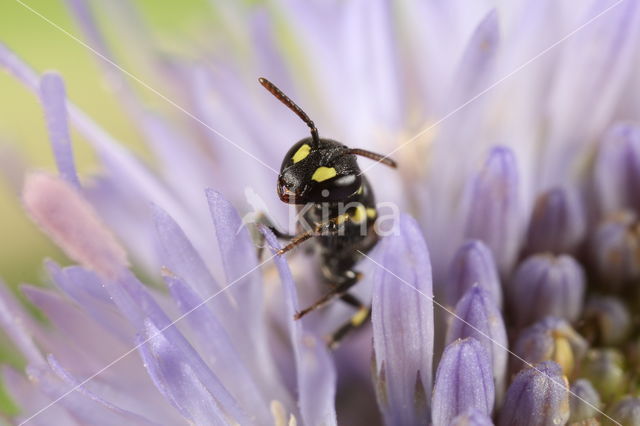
[350,306,369,326]
[311,166,337,182]
[292,143,311,163]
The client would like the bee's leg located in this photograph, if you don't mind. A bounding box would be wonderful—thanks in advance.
[252,213,295,259]
[326,304,371,350]
[294,270,362,320]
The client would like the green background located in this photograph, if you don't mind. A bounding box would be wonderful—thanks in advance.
[0,0,213,415]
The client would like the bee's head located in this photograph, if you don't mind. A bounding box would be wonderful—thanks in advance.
[259,77,397,205]
[277,138,362,204]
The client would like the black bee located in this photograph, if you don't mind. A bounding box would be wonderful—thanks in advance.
[259,77,397,347]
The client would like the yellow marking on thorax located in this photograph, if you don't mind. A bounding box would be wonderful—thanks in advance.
[366,208,377,219]
[311,166,337,182]
[292,144,311,163]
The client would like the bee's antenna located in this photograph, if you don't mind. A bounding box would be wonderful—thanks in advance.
[347,148,397,168]
[259,77,320,146]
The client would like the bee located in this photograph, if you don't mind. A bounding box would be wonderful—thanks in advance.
[259,77,397,348]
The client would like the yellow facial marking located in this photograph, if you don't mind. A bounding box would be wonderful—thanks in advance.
[366,208,377,219]
[357,186,364,195]
[351,307,369,326]
[292,144,311,163]
[351,205,367,224]
[311,167,337,182]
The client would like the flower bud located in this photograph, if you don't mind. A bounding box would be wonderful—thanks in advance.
[513,317,587,377]
[579,349,627,403]
[592,211,640,291]
[604,396,640,426]
[445,240,502,308]
[524,187,585,255]
[509,254,585,327]
[432,338,494,426]
[582,296,631,346]
[450,408,493,426]
[445,286,507,403]
[463,146,521,275]
[595,123,640,214]
[498,361,569,426]
[569,379,602,423]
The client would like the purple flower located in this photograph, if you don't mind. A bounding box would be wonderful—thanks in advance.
[498,361,570,426]
[1,0,640,424]
[508,254,586,327]
[432,338,494,426]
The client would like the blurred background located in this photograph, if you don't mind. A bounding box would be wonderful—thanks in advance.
[0,0,214,288]
[0,0,215,413]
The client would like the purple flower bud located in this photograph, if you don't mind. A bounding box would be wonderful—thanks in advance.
[450,408,494,426]
[606,396,640,426]
[569,379,602,423]
[463,146,521,275]
[524,187,585,255]
[513,317,587,377]
[445,240,502,308]
[582,296,631,346]
[508,254,585,327]
[498,361,570,426]
[592,211,640,291]
[595,123,640,214]
[445,286,507,403]
[580,349,627,403]
[432,338,494,426]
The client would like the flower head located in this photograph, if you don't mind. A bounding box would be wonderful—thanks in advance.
[1,0,640,425]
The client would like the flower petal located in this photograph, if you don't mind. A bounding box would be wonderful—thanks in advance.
[432,338,494,425]
[371,214,434,425]
[445,286,508,404]
[39,72,80,188]
[463,146,521,275]
[498,361,569,426]
[261,226,337,426]
[508,254,585,327]
[445,240,502,308]
[569,379,602,423]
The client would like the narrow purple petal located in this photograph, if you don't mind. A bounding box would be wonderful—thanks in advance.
[524,187,586,255]
[432,338,495,426]
[136,319,233,426]
[46,355,158,425]
[0,42,39,90]
[445,286,508,403]
[39,72,80,188]
[261,226,337,426]
[508,254,585,327]
[463,146,521,275]
[544,1,640,182]
[448,9,500,107]
[445,240,502,308]
[3,367,75,426]
[152,205,222,298]
[163,272,273,423]
[498,361,570,426]
[109,271,248,424]
[0,280,44,366]
[372,214,434,425]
